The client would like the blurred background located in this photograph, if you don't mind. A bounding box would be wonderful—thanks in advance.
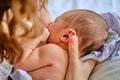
[47,0,120,19]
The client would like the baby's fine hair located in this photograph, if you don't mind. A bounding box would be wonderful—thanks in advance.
[61,9,108,55]
[0,0,48,64]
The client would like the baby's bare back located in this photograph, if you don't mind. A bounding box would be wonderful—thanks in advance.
[28,44,68,80]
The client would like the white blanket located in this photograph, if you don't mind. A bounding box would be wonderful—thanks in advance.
[0,61,12,80]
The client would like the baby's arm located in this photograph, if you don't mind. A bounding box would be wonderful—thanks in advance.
[28,44,68,80]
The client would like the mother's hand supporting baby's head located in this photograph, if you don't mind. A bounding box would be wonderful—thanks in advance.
[65,35,96,80]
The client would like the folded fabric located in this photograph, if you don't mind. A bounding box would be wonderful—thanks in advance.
[0,61,12,80]
[80,12,120,62]
[9,69,32,80]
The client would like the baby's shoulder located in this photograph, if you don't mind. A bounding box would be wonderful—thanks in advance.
[39,43,68,60]
[41,43,67,55]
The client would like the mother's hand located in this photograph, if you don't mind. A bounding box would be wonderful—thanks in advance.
[65,35,96,80]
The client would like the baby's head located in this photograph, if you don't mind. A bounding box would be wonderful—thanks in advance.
[48,9,108,57]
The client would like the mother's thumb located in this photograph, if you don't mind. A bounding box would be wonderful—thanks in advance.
[68,36,78,59]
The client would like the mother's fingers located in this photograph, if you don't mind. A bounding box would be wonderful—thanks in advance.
[68,35,78,59]
[66,35,79,80]
[84,59,96,72]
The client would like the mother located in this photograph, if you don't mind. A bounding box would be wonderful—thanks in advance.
[0,0,95,80]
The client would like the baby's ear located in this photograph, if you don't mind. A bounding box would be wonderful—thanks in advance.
[60,29,76,43]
